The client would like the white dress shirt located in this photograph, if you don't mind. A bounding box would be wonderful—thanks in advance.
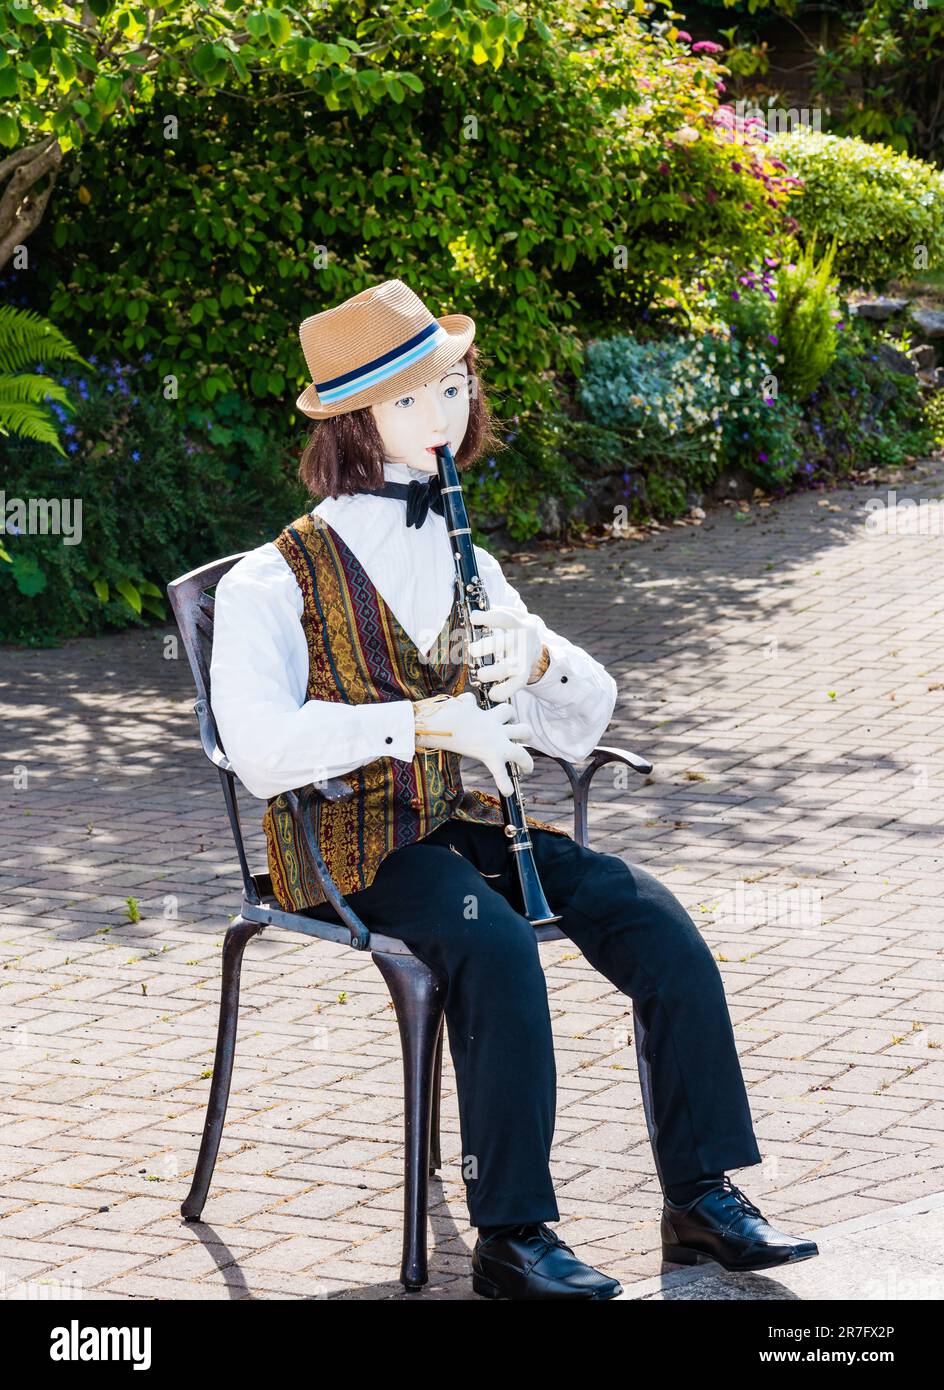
[209,461,618,799]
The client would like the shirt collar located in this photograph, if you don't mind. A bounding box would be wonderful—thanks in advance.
[382,459,437,484]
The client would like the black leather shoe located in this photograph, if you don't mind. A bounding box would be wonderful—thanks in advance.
[662,1177,819,1273]
[472,1223,623,1300]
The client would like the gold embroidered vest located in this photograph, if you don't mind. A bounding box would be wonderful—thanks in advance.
[261,511,569,911]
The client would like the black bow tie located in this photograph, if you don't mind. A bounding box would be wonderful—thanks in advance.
[360,477,445,528]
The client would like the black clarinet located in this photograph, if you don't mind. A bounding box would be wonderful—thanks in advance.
[435,443,561,927]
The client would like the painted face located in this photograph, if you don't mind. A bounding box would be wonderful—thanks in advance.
[370,358,471,475]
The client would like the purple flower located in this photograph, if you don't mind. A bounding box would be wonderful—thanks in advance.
[731,290,740,301]
[767,334,778,345]
[758,453,768,462]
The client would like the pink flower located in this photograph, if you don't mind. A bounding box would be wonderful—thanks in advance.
[677,31,692,43]
[715,81,726,94]
[693,40,724,54]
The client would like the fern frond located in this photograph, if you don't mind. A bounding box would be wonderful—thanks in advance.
[0,305,91,377]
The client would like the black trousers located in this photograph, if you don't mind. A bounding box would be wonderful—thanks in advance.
[304,816,762,1228]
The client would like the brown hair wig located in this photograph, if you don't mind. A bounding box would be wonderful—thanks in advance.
[298,341,504,500]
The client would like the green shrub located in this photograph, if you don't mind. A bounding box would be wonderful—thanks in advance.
[924,390,944,451]
[20,3,797,421]
[793,333,933,478]
[576,334,724,474]
[773,238,840,400]
[464,411,616,543]
[0,359,306,646]
[576,328,801,504]
[771,129,944,291]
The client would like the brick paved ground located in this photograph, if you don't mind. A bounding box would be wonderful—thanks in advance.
[1,462,943,1302]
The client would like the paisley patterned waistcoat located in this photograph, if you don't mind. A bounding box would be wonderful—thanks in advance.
[261,511,569,912]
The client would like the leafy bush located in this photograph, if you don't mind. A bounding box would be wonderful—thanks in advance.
[771,129,944,290]
[0,359,306,646]
[464,411,617,542]
[924,390,944,451]
[576,334,724,472]
[794,339,934,479]
[576,328,801,504]
[771,238,840,399]
[16,2,799,422]
[708,331,803,486]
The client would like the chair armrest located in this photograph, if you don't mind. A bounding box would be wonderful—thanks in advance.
[526,743,653,848]
[195,698,233,772]
[585,744,653,778]
[280,786,370,950]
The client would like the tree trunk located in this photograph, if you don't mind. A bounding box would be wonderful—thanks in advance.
[0,136,63,273]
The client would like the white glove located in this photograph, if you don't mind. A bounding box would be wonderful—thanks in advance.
[467,606,544,701]
[412,690,534,797]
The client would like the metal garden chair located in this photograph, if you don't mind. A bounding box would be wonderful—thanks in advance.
[167,551,653,1293]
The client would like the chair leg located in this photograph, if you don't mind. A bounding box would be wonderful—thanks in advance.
[429,1020,444,1176]
[372,950,447,1293]
[181,920,262,1222]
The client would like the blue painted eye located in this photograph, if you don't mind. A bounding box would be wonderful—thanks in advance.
[395,396,415,408]
[444,385,459,399]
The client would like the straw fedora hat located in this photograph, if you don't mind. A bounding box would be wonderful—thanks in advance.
[295,279,476,419]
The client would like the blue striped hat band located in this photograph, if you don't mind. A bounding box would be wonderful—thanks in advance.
[314,320,450,407]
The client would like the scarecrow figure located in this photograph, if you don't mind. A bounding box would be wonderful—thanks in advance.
[210,279,819,1299]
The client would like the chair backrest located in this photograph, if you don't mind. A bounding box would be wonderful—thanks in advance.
[166,553,260,904]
